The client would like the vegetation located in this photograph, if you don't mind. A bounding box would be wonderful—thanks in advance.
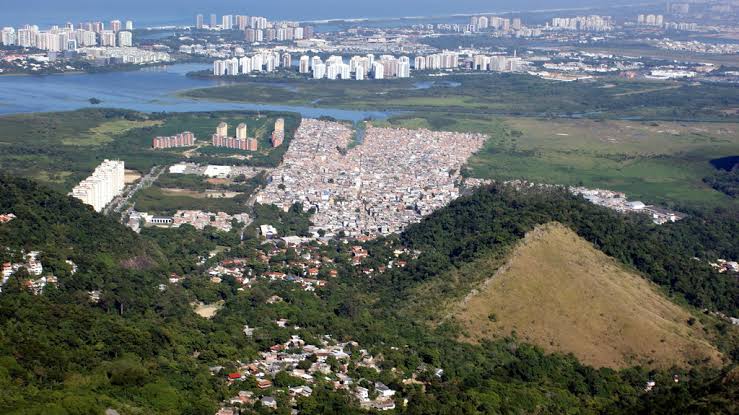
[703,167,739,198]
[0,109,300,193]
[182,74,739,121]
[0,176,737,414]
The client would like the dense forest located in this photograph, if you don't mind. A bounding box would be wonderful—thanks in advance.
[704,167,739,198]
[0,175,737,414]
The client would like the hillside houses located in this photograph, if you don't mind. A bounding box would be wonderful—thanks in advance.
[219,334,396,412]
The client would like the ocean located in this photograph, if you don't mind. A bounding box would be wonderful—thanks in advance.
[1,0,631,28]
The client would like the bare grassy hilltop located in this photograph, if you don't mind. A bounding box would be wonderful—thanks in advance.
[453,222,725,369]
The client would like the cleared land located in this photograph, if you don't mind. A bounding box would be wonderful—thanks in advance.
[453,222,724,369]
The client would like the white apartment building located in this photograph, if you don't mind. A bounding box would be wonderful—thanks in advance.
[118,31,132,47]
[71,160,125,212]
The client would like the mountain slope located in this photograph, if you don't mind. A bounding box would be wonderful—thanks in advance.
[453,222,724,369]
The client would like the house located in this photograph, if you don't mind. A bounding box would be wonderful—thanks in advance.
[215,407,236,415]
[375,382,395,398]
[373,400,396,411]
[289,385,313,397]
[243,325,255,337]
[274,319,289,328]
[260,224,278,239]
[2,262,13,278]
[227,372,243,381]
[261,396,277,409]
[0,213,16,224]
[257,379,273,389]
[355,386,369,401]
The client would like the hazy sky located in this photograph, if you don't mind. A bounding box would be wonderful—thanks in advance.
[2,0,632,26]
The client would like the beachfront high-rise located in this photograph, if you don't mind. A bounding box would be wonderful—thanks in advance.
[71,160,125,212]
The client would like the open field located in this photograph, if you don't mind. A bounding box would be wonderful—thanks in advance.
[0,109,299,193]
[182,74,739,121]
[377,114,739,208]
[132,186,249,215]
[453,222,725,369]
[61,119,162,146]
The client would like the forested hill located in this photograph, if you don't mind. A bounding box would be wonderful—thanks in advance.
[0,174,156,265]
[383,184,739,317]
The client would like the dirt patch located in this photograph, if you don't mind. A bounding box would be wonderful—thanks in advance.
[192,301,224,319]
[124,169,142,184]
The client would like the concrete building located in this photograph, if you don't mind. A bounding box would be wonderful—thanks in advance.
[272,118,285,147]
[118,31,132,47]
[217,122,229,137]
[152,131,196,149]
[236,123,248,140]
[100,30,116,47]
[71,160,125,212]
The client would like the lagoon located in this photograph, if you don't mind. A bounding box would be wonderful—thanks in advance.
[0,63,393,121]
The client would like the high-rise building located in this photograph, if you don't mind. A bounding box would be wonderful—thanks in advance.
[222,15,233,30]
[245,28,256,42]
[236,15,248,30]
[71,160,125,212]
[213,60,226,76]
[281,53,292,69]
[217,122,228,137]
[313,63,326,79]
[0,28,16,46]
[17,27,38,47]
[271,118,285,147]
[210,14,217,28]
[225,57,240,75]
[125,20,134,31]
[118,31,132,47]
[196,14,204,29]
[303,26,314,39]
[110,20,122,32]
[236,123,248,140]
[100,30,116,47]
[299,55,310,74]
[372,62,384,79]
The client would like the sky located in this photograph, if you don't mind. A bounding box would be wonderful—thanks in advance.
[2,0,635,27]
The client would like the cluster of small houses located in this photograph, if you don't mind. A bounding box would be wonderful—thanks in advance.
[0,250,77,294]
[214,333,398,414]
[204,234,420,292]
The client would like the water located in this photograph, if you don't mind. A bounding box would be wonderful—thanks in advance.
[413,80,461,89]
[0,63,393,122]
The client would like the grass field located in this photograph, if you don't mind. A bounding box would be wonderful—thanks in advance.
[61,119,162,146]
[132,186,248,215]
[452,222,725,369]
[377,114,739,209]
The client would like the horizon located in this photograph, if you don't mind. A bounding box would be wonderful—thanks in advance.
[1,0,642,27]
